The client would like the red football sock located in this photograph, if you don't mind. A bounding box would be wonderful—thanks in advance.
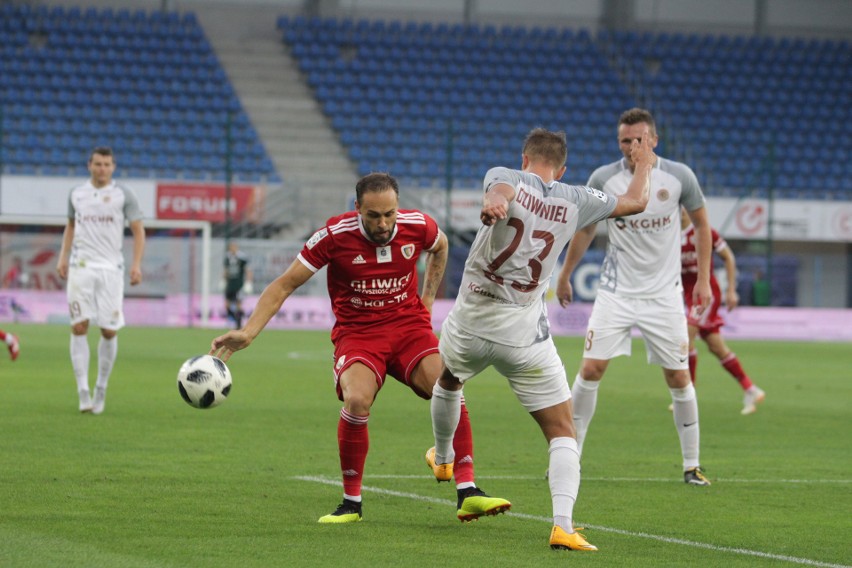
[452,399,475,485]
[338,408,369,498]
[688,350,698,385]
[721,353,753,390]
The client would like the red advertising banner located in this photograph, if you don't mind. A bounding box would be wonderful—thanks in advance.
[156,183,257,222]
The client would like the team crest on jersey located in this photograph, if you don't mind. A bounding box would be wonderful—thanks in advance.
[306,228,328,249]
[657,188,670,201]
[401,244,415,259]
[336,355,346,370]
[103,195,111,203]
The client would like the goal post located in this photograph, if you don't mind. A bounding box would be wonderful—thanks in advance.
[0,215,212,327]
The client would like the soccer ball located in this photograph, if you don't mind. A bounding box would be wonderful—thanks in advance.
[177,354,232,409]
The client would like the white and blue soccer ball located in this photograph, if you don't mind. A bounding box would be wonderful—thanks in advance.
[177,355,232,409]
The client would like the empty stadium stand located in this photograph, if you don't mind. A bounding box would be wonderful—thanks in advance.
[605,29,851,199]
[279,15,850,199]
[0,3,279,183]
[2,6,848,200]
[279,15,636,189]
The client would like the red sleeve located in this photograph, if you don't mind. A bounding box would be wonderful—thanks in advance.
[711,228,728,254]
[298,225,332,272]
[423,213,440,251]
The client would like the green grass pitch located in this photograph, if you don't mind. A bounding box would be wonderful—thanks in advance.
[0,323,849,567]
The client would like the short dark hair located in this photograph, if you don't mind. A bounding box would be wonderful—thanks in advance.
[355,172,399,204]
[618,108,656,132]
[522,128,567,169]
[89,146,115,162]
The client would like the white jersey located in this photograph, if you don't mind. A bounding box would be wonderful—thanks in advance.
[448,167,617,346]
[588,157,705,298]
[67,180,144,270]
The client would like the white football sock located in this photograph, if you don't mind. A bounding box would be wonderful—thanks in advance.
[549,437,581,533]
[570,375,600,455]
[96,336,117,391]
[70,334,90,393]
[430,383,461,465]
[671,383,700,469]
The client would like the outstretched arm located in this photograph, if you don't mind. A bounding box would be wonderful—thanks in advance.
[210,259,314,361]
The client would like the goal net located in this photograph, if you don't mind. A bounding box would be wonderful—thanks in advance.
[0,215,212,327]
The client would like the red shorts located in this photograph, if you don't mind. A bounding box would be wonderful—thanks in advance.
[332,315,439,401]
[685,288,725,338]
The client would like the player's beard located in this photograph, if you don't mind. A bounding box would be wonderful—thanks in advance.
[367,224,394,245]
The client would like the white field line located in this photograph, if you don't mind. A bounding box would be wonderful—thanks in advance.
[295,475,850,568]
[328,474,852,484]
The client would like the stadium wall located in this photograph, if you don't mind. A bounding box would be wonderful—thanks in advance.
[1,175,850,307]
[1,290,850,342]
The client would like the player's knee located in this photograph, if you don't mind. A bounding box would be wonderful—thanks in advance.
[664,369,691,388]
[437,370,462,391]
[580,361,606,381]
[71,321,89,335]
[343,390,375,414]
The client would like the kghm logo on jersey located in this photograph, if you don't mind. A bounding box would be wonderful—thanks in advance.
[613,214,673,233]
[401,244,415,259]
[80,214,117,224]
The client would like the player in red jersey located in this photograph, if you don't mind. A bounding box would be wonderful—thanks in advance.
[210,173,509,523]
[680,208,765,415]
[0,329,19,361]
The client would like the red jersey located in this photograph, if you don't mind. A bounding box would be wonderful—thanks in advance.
[681,224,728,295]
[298,209,440,341]
[682,223,729,332]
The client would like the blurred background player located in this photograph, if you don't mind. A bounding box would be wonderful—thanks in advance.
[680,208,766,414]
[429,128,653,551]
[210,172,509,524]
[557,108,713,486]
[56,147,146,414]
[0,330,19,361]
[2,256,28,289]
[223,241,253,329]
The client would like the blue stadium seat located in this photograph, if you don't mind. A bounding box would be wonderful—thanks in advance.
[0,4,278,182]
[600,29,850,197]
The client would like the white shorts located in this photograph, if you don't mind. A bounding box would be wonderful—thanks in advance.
[66,265,126,330]
[439,317,571,413]
[584,290,689,370]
